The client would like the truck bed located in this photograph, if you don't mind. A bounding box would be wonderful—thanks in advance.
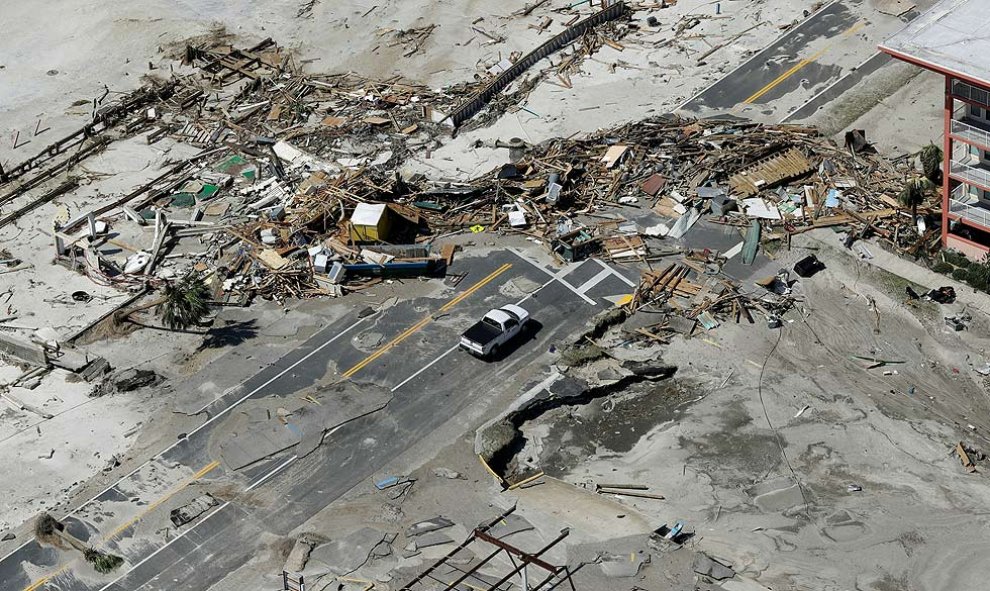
[462,321,501,346]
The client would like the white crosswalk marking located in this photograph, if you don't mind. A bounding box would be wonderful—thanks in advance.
[575,268,613,294]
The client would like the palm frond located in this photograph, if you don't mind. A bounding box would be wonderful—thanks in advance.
[920,143,943,183]
[158,274,212,330]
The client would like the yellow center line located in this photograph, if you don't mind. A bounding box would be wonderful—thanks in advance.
[22,263,514,590]
[104,460,221,540]
[342,316,433,379]
[439,263,513,313]
[742,20,866,105]
[23,572,60,591]
[19,461,221,591]
[341,263,513,379]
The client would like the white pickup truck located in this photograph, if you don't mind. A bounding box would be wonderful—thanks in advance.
[459,304,530,358]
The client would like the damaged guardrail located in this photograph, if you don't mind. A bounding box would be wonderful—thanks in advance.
[448,1,630,127]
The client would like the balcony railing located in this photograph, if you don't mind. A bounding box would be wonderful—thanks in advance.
[951,118,990,149]
[950,196,990,228]
[950,160,990,189]
[953,80,990,107]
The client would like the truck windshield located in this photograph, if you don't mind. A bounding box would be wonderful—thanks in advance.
[482,317,502,330]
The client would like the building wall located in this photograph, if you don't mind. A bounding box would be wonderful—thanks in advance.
[947,233,990,259]
[946,76,990,255]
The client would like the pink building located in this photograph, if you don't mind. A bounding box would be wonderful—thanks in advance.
[880,0,990,260]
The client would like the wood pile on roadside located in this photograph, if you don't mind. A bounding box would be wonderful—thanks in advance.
[0,32,932,311]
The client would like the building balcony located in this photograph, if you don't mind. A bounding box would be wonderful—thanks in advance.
[950,160,990,191]
[950,185,990,228]
[952,79,990,108]
[951,118,990,151]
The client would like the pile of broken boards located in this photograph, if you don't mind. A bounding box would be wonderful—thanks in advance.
[51,145,453,304]
[36,38,483,305]
[30,32,668,307]
[467,117,934,265]
[7,35,930,311]
[622,251,800,342]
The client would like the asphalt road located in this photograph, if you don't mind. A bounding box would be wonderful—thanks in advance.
[679,1,864,120]
[2,249,636,591]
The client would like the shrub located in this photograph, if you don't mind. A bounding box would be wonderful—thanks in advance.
[558,342,606,367]
[931,261,953,275]
[920,143,943,183]
[84,549,124,574]
[34,513,62,547]
[966,263,990,292]
[942,250,971,269]
[952,268,969,282]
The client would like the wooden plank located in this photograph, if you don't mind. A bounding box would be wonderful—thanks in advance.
[440,244,455,266]
[729,147,814,196]
[957,442,978,473]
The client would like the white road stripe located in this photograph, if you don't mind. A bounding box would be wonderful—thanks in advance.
[594,257,636,287]
[0,314,371,565]
[392,272,559,393]
[97,455,298,591]
[516,276,555,306]
[84,256,596,588]
[190,315,371,428]
[574,268,613,295]
[391,346,458,392]
[245,455,298,492]
[520,372,564,401]
[509,249,596,305]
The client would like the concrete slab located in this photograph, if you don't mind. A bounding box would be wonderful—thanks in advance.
[487,513,534,539]
[309,527,387,576]
[599,550,650,578]
[405,516,454,537]
[880,0,990,86]
[219,422,300,471]
[693,553,735,580]
[212,380,392,471]
[721,578,774,591]
[753,483,806,512]
[414,532,454,549]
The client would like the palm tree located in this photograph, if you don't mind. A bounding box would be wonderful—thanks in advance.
[898,176,934,220]
[117,273,212,331]
[35,513,124,574]
[920,143,943,184]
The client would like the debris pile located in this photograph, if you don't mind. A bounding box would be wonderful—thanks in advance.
[623,259,800,342]
[463,118,931,256]
[1,32,932,317]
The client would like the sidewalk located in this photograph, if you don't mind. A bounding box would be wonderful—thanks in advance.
[803,228,990,316]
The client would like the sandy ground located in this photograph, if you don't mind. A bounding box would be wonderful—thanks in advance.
[0,0,798,165]
[0,269,451,543]
[0,1,971,584]
[0,0,816,537]
[842,66,946,156]
[803,60,946,157]
[527,231,990,590]
[201,228,990,591]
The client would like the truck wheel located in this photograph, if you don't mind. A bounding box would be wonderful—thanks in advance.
[490,345,499,359]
